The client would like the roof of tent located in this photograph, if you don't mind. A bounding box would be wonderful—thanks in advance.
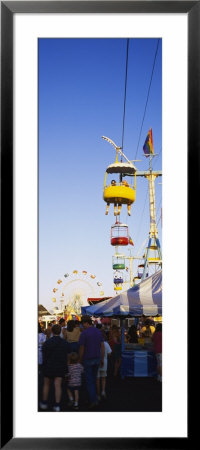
[81,270,162,317]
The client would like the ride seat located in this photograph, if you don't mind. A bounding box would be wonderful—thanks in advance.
[104,185,136,204]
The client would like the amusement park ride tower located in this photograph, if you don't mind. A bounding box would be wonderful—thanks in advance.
[136,153,162,280]
[102,132,162,290]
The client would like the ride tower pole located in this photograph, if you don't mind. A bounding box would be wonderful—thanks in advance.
[125,248,134,287]
[136,153,162,280]
[129,252,134,287]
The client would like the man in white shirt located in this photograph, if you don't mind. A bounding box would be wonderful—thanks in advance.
[96,335,112,400]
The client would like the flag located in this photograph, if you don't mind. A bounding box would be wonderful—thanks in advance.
[129,235,134,246]
[143,128,154,156]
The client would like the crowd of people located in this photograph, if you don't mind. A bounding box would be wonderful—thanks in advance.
[38,315,162,412]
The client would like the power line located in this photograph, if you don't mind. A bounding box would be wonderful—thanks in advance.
[121,38,130,151]
[134,39,160,160]
[156,198,162,219]
[157,214,162,227]
[152,149,162,170]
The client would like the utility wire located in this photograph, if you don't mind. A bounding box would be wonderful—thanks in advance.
[157,214,162,227]
[151,149,162,170]
[156,198,162,219]
[121,38,130,152]
[134,39,160,160]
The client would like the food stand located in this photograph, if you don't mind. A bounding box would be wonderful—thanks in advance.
[121,342,157,378]
[81,270,162,378]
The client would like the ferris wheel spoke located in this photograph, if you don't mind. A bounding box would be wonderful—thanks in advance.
[51,271,104,314]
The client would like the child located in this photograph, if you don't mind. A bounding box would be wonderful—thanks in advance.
[67,352,84,410]
[96,331,112,400]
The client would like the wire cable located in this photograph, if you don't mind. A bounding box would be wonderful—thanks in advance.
[156,198,162,222]
[121,38,130,152]
[134,39,160,160]
[157,214,162,227]
[151,149,162,170]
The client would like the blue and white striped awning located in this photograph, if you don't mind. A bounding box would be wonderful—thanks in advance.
[81,270,162,317]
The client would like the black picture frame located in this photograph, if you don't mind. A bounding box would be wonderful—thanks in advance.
[1,1,196,449]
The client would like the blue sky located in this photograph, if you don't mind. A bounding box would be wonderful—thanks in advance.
[39,38,162,311]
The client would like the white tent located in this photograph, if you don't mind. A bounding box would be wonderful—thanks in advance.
[82,270,162,317]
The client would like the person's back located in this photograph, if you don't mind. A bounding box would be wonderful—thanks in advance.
[96,338,112,400]
[79,325,103,360]
[40,324,68,412]
[127,325,138,343]
[79,316,104,408]
[152,323,162,381]
[102,340,112,370]
[109,325,120,349]
[45,323,53,339]
[152,325,162,354]
[68,361,83,387]
[66,326,80,343]
[38,324,46,366]
[67,352,84,410]
[43,334,68,377]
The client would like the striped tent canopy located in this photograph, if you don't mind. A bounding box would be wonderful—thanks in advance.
[81,270,162,317]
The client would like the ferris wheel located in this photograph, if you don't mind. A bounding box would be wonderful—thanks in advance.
[51,270,104,315]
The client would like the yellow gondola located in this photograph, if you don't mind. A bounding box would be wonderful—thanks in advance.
[102,139,137,216]
[148,257,161,263]
[114,286,122,291]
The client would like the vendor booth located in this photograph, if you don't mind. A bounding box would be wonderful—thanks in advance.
[81,270,162,378]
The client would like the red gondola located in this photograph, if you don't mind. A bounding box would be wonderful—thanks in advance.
[111,222,129,246]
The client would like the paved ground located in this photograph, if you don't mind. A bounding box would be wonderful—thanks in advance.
[38,360,162,413]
